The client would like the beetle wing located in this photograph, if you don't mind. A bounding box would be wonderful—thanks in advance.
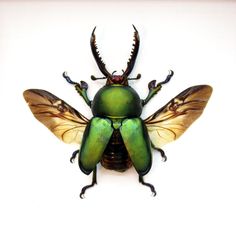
[144,85,212,148]
[23,89,89,144]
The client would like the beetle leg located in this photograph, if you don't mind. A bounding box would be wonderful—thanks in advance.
[63,72,92,107]
[142,70,174,106]
[80,167,97,199]
[156,148,167,162]
[158,69,174,86]
[139,176,156,196]
[151,144,167,162]
[70,150,79,163]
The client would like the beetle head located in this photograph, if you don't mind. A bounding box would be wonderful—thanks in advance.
[90,25,141,85]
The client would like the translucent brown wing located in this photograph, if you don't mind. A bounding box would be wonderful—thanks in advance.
[23,89,89,144]
[144,85,213,148]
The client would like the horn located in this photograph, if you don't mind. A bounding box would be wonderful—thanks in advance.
[90,27,112,78]
[122,25,140,77]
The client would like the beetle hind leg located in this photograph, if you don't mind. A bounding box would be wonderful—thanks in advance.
[139,175,156,196]
[80,167,97,199]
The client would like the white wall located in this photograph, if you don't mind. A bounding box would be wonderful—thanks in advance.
[0,1,236,236]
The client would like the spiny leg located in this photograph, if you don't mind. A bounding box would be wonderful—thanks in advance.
[70,150,79,163]
[139,175,156,196]
[80,167,97,199]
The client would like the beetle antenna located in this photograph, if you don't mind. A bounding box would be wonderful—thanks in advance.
[128,74,141,80]
[91,75,107,80]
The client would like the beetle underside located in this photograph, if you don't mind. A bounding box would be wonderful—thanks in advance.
[101,130,132,172]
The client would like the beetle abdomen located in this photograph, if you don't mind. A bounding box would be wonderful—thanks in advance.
[101,130,132,172]
[92,85,142,118]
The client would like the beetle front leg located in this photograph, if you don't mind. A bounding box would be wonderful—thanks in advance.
[139,175,156,196]
[142,70,174,106]
[80,167,97,199]
[63,72,92,107]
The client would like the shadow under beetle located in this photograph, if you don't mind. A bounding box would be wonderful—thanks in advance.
[23,26,212,198]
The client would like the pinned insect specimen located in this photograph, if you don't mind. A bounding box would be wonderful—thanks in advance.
[23,26,212,198]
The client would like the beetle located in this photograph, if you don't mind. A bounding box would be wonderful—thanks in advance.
[23,26,212,198]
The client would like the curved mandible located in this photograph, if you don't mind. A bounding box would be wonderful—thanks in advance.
[90,27,112,78]
[122,25,140,78]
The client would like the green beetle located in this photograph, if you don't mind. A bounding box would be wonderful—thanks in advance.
[23,26,212,198]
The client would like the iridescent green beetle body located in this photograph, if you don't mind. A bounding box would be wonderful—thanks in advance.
[24,26,212,198]
[79,83,151,176]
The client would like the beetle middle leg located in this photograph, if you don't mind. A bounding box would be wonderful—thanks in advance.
[156,147,167,162]
[70,150,79,163]
[151,144,167,162]
[139,175,156,196]
[80,167,97,199]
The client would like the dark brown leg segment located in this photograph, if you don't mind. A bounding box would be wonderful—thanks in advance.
[139,175,156,196]
[80,167,97,199]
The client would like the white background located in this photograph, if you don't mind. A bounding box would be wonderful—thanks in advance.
[0,1,236,235]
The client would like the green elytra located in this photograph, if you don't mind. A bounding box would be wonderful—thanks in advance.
[62,26,174,197]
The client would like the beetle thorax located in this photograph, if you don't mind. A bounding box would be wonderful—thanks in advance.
[91,85,143,118]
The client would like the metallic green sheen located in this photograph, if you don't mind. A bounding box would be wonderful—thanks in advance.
[120,118,152,176]
[91,85,143,118]
[79,117,113,174]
